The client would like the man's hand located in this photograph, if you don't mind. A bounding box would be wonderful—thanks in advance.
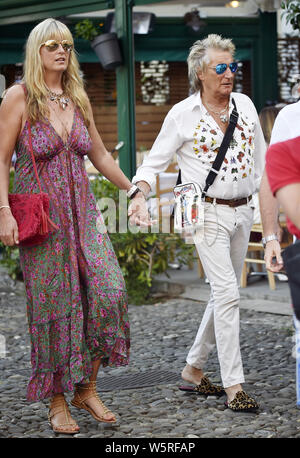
[264,239,283,272]
[128,193,156,227]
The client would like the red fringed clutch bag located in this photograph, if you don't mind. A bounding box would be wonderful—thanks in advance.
[8,192,57,247]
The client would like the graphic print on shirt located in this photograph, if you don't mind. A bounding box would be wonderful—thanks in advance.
[192,114,255,183]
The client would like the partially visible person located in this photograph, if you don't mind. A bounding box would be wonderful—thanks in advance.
[253,102,285,226]
[265,135,300,406]
[259,90,300,271]
[252,103,283,225]
[266,136,300,241]
[259,103,284,145]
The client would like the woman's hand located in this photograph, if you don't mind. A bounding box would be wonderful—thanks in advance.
[0,208,19,246]
[128,193,155,227]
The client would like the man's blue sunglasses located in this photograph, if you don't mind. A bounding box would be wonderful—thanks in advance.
[209,62,238,75]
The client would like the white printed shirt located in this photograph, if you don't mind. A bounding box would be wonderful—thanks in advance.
[270,99,300,145]
[132,91,266,199]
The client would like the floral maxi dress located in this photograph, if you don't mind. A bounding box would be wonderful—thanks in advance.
[14,107,130,401]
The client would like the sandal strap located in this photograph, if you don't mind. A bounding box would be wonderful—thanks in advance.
[76,381,97,391]
[48,407,66,420]
[76,391,97,405]
[49,396,73,424]
[74,383,112,415]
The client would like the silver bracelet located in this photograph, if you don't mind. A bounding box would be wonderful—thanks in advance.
[0,205,10,211]
[262,234,278,248]
[127,185,146,200]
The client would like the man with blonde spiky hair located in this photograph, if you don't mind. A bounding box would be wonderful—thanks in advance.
[131,34,266,412]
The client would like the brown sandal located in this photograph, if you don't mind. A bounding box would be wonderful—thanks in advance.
[48,393,80,434]
[71,381,116,424]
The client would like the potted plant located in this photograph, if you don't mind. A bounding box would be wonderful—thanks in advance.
[74,19,122,70]
[281,0,300,31]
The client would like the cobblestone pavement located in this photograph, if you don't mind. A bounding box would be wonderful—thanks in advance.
[0,271,299,439]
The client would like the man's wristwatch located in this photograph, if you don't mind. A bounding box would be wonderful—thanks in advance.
[127,184,144,200]
[262,234,278,248]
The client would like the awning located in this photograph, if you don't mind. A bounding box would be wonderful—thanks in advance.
[0,37,251,66]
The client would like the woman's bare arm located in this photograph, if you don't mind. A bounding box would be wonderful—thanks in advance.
[86,100,152,227]
[0,85,26,245]
[86,100,133,191]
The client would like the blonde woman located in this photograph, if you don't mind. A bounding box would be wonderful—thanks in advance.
[0,18,150,434]
[258,104,283,146]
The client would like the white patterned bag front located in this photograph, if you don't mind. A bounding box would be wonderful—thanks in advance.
[173,182,204,243]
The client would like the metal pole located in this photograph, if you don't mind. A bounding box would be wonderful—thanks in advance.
[115,0,136,179]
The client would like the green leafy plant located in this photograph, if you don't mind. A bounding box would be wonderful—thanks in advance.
[0,244,22,281]
[74,19,105,42]
[0,173,195,304]
[90,177,195,304]
[281,1,300,30]
[0,170,22,281]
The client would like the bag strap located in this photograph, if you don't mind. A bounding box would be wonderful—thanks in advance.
[175,169,181,186]
[201,97,238,198]
[21,84,43,194]
[175,98,239,195]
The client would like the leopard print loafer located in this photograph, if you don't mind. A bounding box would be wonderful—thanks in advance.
[179,376,225,397]
[225,390,259,412]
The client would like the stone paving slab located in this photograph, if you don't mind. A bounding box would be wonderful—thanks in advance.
[0,277,299,439]
[238,299,293,316]
[178,286,293,316]
[154,263,293,316]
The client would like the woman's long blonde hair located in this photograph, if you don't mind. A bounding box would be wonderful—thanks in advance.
[23,18,90,126]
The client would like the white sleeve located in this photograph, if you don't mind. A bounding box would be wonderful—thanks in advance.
[269,112,292,145]
[132,111,183,192]
[253,106,267,191]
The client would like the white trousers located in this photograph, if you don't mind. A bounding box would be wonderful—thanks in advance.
[186,201,254,388]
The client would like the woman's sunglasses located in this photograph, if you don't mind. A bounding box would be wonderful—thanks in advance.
[209,62,238,75]
[40,40,73,52]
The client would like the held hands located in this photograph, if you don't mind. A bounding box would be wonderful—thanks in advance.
[264,239,283,272]
[0,208,19,246]
[128,193,156,227]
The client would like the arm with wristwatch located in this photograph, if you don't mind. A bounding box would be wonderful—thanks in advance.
[84,98,153,228]
[259,169,283,272]
[127,181,154,227]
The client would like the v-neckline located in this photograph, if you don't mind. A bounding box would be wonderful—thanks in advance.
[45,106,77,146]
[200,94,233,137]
